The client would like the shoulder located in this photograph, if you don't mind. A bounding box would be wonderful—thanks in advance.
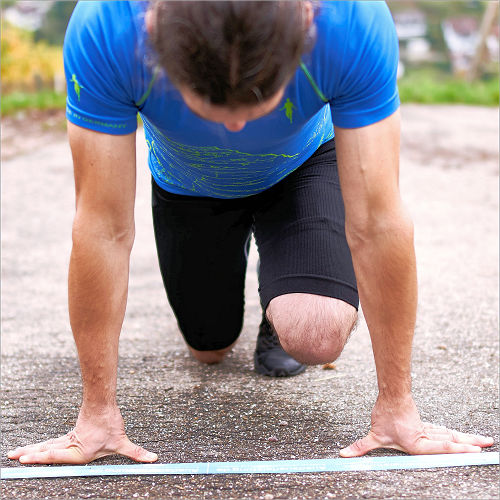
[313,1,396,67]
[64,1,147,66]
[315,1,395,36]
[309,1,399,127]
[64,1,150,96]
[312,1,398,93]
[63,1,149,134]
[65,1,142,37]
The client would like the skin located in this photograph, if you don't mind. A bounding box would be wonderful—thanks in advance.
[8,3,493,465]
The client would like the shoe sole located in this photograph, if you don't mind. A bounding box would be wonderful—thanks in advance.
[253,352,307,377]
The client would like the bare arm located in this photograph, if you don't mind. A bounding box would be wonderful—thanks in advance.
[8,123,157,464]
[334,110,493,455]
[336,109,416,401]
[69,122,136,411]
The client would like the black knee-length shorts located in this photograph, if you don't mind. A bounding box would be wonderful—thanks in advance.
[152,138,358,351]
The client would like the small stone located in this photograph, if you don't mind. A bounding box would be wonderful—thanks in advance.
[326,493,336,499]
[279,420,289,426]
[129,369,136,374]
[437,345,447,350]
[264,494,274,500]
[268,436,278,442]
[322,363,336,370]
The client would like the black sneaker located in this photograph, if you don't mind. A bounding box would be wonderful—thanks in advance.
[254,315,307,377]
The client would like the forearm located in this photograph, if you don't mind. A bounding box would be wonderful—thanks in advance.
[69,223,134,411]
[348,203,417,400]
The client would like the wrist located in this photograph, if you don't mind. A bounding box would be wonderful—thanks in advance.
[378,378,411,401]
[77,403,122,428]
[80,398,119,418]
[376,369,412,400]
[81,378,117,406]
[375,391,415,412]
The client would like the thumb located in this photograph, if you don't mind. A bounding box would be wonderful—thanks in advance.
[339,433,380,457]
[117,438,158,463]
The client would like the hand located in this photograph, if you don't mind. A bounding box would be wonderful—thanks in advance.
[340,395,494,457]
[7,406,158,464]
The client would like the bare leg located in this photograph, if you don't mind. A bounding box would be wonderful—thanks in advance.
[266,293,357,365]
[188,340,237,364]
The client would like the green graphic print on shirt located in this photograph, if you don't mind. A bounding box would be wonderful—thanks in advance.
[142,104,334,198]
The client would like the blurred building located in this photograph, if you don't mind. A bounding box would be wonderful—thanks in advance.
[394,9,427,40]
[391,2,499,78]
[442,17,479,74]
[3,1,54,31]
[442,14,499,75]
[392,8,433,79]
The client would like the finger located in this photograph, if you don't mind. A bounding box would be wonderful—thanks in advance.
[19,447,85,465]
[414,438,482,455]
[8,436,70,459]
[424,428,494,447]
[339,433,381,457]
[116,438,158,463]
[426,429,493,447]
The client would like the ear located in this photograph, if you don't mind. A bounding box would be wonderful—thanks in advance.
[304,1,314,29]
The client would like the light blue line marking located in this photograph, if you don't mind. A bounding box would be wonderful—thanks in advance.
[1,453,498,479]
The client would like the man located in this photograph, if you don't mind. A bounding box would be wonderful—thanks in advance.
[8,1,493,464]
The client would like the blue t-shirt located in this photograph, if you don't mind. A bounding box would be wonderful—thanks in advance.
[64,1,399,199]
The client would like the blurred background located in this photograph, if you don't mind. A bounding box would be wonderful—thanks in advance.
[0,0,498,118]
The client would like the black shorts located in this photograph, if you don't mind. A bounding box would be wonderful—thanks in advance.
[152,138,358,351]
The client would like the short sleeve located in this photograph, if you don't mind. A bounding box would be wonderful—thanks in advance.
[63,1,139,135]
[326,2,400,129]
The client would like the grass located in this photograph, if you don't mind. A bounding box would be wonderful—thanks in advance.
[398,69,499,106]
[1,90,67,116]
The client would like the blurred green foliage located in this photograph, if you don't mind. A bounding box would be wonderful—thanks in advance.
[1,21,64,92]
[1,90,67,115]
[398,68,499,106]
[34,1,77,45]
[0,0,17,11]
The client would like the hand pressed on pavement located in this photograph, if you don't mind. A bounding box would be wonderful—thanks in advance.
[7,407,157,465]
[340,396,494,457]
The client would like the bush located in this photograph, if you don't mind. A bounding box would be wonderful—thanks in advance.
[1,21,64,93]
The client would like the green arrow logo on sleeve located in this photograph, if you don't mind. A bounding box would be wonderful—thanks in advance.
[70,74,84,101]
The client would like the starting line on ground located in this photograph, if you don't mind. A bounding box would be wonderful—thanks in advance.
[1,452,498,479]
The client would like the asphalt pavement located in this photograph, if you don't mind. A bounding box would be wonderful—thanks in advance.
[1,105,499,499]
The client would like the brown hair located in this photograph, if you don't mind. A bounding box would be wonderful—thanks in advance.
[149,1,313,106]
